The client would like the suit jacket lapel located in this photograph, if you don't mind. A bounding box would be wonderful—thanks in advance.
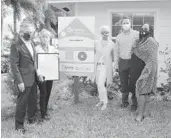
[20,38,34,62]
[31,42,36,62]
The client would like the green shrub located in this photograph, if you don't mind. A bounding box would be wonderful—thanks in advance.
[1,56,10,73]
[158,47,171,101]
[1,73,16,120]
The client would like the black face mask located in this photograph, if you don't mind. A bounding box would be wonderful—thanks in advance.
[139,30,149,39]
[23,33,31,41]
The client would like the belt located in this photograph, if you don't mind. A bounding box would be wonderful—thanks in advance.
[119,58,131,61]
[97,63,105,65]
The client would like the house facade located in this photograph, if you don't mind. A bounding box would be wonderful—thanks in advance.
[47,0,171,87]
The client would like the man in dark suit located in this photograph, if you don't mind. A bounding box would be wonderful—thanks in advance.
[10,18,43,133]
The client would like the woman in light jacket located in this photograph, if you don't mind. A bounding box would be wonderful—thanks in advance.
[35,29,58,121]
[88,25,115,110]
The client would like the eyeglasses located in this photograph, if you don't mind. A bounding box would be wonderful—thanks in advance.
[101,32,109,35]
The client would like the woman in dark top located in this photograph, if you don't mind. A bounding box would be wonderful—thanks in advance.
[134,24,158,122]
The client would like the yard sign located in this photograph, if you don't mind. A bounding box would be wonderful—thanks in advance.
[58,16,95,76]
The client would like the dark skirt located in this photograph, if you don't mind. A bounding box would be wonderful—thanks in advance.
[129,53,145,93]
[131,53,145,71]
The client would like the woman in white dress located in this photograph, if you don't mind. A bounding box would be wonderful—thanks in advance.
[88,26,115,110]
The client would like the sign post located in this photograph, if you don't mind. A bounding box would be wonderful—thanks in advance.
[58,16,95,103]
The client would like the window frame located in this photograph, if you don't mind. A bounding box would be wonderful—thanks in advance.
[107,8,159,41]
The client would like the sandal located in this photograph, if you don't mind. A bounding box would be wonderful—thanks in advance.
[95,102,103,107]
[135,115,144,122]
[101,103,107,111]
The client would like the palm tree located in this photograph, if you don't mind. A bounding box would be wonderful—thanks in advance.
[44,5,58,36]
[1,0,12,55]
[4,0,38,39]
[25,0,60,37]
[4,0,63,40]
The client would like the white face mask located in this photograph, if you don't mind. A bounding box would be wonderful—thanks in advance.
[122,24,131,31]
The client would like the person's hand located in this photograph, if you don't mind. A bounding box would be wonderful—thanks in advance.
[18,83,25,92]
[38,74,44,82]
[107,84,111,90]
[113,71,118,76]
[86,74,95,83]
[113,68,119,76]
[86,75,91,82]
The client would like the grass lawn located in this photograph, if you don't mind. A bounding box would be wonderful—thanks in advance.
[1,76,171,138]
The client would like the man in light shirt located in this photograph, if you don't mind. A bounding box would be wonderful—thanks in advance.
[10,18,43,133]
[114,15,141,111]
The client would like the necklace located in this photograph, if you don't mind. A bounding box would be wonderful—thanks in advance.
[42,44,49,52]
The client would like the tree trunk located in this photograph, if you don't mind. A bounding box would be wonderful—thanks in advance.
[13,4,17,40]
[1,14,4,56]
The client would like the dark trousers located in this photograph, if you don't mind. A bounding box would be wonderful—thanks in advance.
[38,81,53,118]
[118,54,145,106]
[72,76,80,103]
[15,82,37,129]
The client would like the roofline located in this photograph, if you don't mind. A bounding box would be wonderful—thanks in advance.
[48,0,169,4]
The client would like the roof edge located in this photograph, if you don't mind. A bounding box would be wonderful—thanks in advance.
[48,0,169,4]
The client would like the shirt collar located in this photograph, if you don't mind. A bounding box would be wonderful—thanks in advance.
[21,37,31,45]
[121,28,133,35]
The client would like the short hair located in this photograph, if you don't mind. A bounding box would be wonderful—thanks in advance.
[19,18,34,33]
[100,25,110,33]
[39,29,53,39]
[121,15,132,24]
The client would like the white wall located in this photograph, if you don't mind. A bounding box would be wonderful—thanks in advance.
[75,1,170,38]
[75,1,171,86]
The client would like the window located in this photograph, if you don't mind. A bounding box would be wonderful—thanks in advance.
[111,12,154,41]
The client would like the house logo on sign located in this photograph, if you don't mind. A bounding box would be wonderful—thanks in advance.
[58,16,95,76]
[58,18,94,39]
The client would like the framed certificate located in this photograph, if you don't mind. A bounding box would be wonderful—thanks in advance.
[37,53,59,80]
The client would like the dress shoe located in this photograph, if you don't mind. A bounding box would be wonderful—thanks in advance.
[42,115,50,121]
[28,119,36,124]
[16,127,26,134]
[120,103,129,108]
[101,103,107,111]
[95,101,103,107]
[43,115,50,121]
[130,105,137,112]
[135,115,144,122]
[144,110,151,118]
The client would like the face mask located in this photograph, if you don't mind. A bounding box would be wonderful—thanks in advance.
[23,33,31,41]
[122,24,131,31]
[140,30,149,38]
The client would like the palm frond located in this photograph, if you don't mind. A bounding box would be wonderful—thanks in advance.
[45,8,57,25]
[2,1,8,17]
[8,24,16,36]
[4,0,12,6]
[19,0,37,13]
[10,0,19,6]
